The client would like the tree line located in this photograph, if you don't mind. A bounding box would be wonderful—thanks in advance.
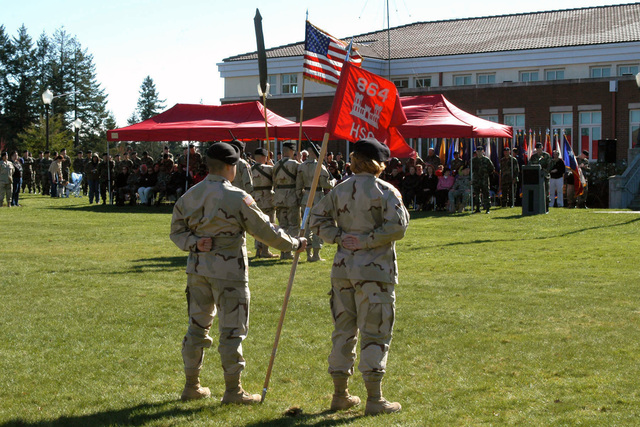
[0,24,168,157]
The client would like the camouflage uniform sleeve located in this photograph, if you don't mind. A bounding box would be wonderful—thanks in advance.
[360,186,409,249]
[319,165,334,190]
[243,161,254,193]
[169,198,200,252]
[309,193,343,245]
[296,163,305,201]
[239,193,301,252]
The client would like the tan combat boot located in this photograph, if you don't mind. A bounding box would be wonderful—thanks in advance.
[330,377,360,411]
[364,380,401,416]
[263,248,278,258]
[309,248,325,262]
[180,374,211,401]
[306,248,313,262]
[280,251,293,260]
[221,374,261,405]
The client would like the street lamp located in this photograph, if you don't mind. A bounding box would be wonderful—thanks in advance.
[72,118,82,149]
[636,73,640,148]
[42,89,53,151]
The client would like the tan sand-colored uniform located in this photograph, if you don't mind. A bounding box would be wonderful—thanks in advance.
[309,173,409,381]
[232,158,253,194]
[273,156,300,238]
[296,158,334,249]
[251,163,275,254]
[170,174,301,377]
[0,159,14,205]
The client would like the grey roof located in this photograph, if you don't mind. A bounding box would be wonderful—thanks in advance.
[223,3,640,62]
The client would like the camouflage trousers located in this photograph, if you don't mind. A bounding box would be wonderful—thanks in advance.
[255,206,275,252]
[473,181,491,210]
[35,170,42,193]
[0,182,11,205]
[328,279,395,382]
[276,205,300,240]
[501,180,516,207]
[182,274,250,377]
[22,172,34,193]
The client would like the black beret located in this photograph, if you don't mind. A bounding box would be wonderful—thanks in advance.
[229,139,245,152]
[206,142,239,165]
[254,148,268,157]
[503,147,511,151]
[282,141,296,150]
[1,152,7,157]
[582,150,589,156]
[353,138,390,162]
[535,142,543,148]
[476,145,484,151]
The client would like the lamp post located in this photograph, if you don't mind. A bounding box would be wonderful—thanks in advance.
[636,72,640,148]
[42,89,53,151]
[72,118,82,149]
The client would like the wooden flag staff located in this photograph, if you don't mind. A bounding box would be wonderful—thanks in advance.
[261,131,331,403]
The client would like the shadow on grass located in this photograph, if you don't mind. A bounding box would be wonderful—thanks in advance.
[244,409,363,427]
[44,203,174,215]
[0,399,212,427]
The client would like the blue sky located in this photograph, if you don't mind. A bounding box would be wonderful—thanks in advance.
[2,0,635,127]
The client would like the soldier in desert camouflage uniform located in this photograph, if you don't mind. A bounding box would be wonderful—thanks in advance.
[273,141,300,259]
[251,148,278,258]
[310,138,409,416]
[170,142,307,404]
[472,146,495,213]
[228,140,253,194]
[0,152,14,207]
[296,142,335,262]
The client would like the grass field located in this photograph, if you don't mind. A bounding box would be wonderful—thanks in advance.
[1,193,639,426]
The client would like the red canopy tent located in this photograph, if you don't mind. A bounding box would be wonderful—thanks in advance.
[399,95,512,138]
[107,102,295,142]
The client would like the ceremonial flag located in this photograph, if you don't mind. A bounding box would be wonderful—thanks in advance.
[439,138,447,163]
[303,21,363,87]
[544,130,552,155]
[326,61,413,157]
[562,133,586,196]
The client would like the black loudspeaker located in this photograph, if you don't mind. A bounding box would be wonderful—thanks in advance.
[598,139,617,163]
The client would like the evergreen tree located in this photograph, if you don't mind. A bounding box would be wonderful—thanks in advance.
[136,76,165,121]
[0,25,15,148]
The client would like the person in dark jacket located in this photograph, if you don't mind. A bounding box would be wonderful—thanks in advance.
[419,164,438,211]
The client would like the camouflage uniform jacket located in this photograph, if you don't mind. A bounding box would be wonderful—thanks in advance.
[450,158,464,173]
[499,156,519,180]
[84,161,100,181]
[472,155,495,183]
[170,174,301,281]
[61,155,71,174]
[231,158,253,193]
[451,174,471,192]
[40,158,53,176]
[0,159,14,184]
[309,173,410,284]
[72,157,85,174]
[296,159,334,207]
[273,157,299,208]
[529,152,551,178]
[97,160,115,182]
[578,158,590,179]
[251,163,274,210]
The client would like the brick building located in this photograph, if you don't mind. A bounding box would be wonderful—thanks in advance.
[218,3,640,163]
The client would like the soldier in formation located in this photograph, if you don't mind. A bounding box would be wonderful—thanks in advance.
[40,151,53,196]
[97,153,115,205]
[170,142,307,404]
[251,148,279,258]
[472,146,495,213]
[0,151,14,207]
[528,142,551,210]
[448,164,471,212]
[60,148,71,182]
[34,151,44,194]
[499,147,519,207]
[309,138,409,416]
[296,142,335,262]
[21,150,35,194]
[228,140,253,194]
[577,150,590,208]
[273,142,300,260]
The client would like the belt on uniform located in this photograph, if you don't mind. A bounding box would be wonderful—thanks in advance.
[304,187,322,191]
[275,184,296,189]
[253,186,272,191]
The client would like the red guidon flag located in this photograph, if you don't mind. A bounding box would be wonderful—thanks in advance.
[327,62,415,158]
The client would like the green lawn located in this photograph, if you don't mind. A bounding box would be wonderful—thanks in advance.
[1,193,639,426]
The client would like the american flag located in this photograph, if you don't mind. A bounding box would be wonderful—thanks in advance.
[303,21,363,87]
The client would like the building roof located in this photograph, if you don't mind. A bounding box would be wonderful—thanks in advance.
[223,3,640,62]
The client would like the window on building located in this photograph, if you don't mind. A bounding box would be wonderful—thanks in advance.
[504,114,525,132]
[393,79,409,89]
[477,74,496,85]
[618,65,639,76]
[546,69,565,80]
[551,112,573,145]
[590,67,611,78]
[453,75,472,86]
[415,77,431,88]
[520,71,539,82]
[579,111,601,161]
[281,74,298,94]
[267,75,277,95]
[630,110,640,149]
[479,115,499,123]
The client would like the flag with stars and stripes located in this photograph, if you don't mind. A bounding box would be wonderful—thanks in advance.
[303,21,363,87]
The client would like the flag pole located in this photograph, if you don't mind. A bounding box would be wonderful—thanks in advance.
[297,78,307,153]
[262,131,331,403]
